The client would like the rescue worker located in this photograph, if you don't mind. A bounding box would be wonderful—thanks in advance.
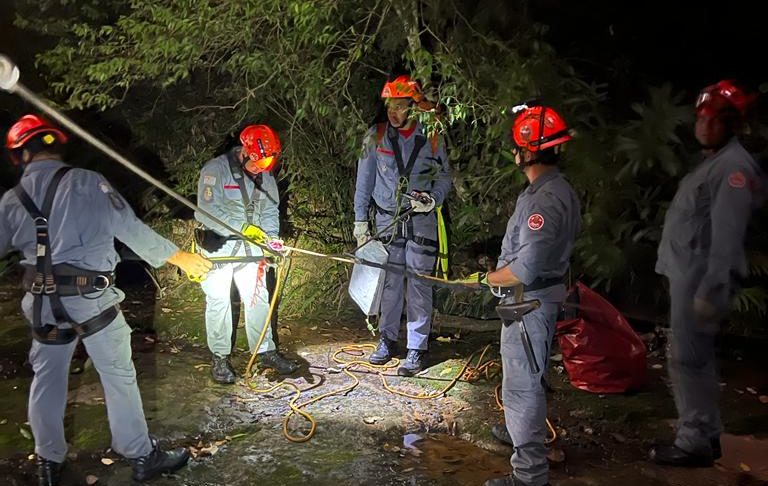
[353,75,452,376]
[0,114,213,485]
[195,124,298,383]
[650,81,764,467]
[474,103,581,486]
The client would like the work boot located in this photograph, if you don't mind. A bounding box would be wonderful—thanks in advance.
[491,423,514,446]
[258,350,299,375]
[211,355,236,384]
[369,337,398,365]
[484,475,549,486]
[397,349,426,377]
[648,442,716,467]
[129,436,190,482]
[36,456,63,486]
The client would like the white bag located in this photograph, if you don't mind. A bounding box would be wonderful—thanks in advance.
[348,240,388,316]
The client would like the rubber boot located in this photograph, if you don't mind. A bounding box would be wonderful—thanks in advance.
[258,350,299,375]
[129,436,190,482]
[369,337,398,365]
[36,456,63,486]
[397,349,426,377]
[211,354,236,384]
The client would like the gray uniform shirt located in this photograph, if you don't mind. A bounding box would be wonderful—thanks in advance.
[656,137,764,305]
[194,148,280,257]
[0,159,179,324]
[354,122,451,221]
[498,169,581,302]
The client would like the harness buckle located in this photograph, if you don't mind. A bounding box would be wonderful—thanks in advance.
[32,216,48,228]
[44,283,57,294]
[92,275,112,291]
[30,282,44,294]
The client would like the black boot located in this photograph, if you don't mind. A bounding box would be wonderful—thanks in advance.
[211,355,236,384]
[369,337,398,365]
[648,443,715,467]
[258,350,299,375]
[36,456,63,486]
[491,423,514,446]
[397,349,426,377]
[129,436,190,482]
[484,474,549,486]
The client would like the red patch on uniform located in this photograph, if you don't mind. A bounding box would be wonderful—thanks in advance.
[527,213,545,231]
[728,171,746,189]
[376,147,394,155]
[223,184,241,189]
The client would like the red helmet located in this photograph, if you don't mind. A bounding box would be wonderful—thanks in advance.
[381,75,423,102]
[696,80,756,118]
[511,105,571,152]
[6,114,68,150]
[239,124,281,174]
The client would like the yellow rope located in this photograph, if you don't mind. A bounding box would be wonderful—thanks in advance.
[239,251,558,445]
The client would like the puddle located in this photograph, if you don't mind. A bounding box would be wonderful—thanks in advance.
[399,433,510,485]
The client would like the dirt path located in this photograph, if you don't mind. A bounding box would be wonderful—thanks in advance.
[0,281,767,486]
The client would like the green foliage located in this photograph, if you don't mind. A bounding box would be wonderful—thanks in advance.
[13,0,768,330]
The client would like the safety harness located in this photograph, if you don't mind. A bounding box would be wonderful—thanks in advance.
[14,167,118,344]
[373,123,448,276]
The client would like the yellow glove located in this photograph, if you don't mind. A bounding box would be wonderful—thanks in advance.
[168,251,213,281]
[456,271,489,288]
[241,224,268,244]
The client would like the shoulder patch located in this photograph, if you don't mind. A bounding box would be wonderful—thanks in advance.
[203,186,214,202]
[728,171,746,189]
[99,182,111,193]
[527,213,545,231]
[203,175,216,186]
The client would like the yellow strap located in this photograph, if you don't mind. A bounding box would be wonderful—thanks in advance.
[436,205,449,279]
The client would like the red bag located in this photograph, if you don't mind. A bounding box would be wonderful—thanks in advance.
[555,281,647,393]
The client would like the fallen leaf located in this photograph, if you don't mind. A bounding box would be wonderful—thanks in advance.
[67,452,78,461]
[739,462,751,472]
[85,474,99,485]
[161,307,172,313]
[28,454,35,461]
[0,419,7,425]
[169,346,181,354]
[363,416,383,425]
[19,427,32,440]
[436,336,452,343]
[144,336,156,343]
[610,433,626,443]
[759,395,768,404]
[100,458,114,466]
[550,353,563,362]
[736,389,745,395]
[439,367,454,376]
[547,448,566,463]
[583,427,594,435]
[310,326,318,331]
[194,363,211,370]
[402,467,415,473]
[746,387,758,395]
[652,364,663,370]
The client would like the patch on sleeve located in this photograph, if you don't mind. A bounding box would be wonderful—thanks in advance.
[728,171,746,189]
[527,213,545,231]
[203,175,216,186]
[203,186,214,202]
[99,182,111,193]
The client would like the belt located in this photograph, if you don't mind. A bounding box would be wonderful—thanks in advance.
[22,264,116,296]
[31,305,119,344]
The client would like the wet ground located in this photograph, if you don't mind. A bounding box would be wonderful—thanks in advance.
[1,278,767,486]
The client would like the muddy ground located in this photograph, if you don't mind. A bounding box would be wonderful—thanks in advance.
[0,276,767,486]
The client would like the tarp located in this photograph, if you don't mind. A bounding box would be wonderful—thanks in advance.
[555,281,647,393]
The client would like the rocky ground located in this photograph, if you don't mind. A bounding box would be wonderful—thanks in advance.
[0,277,767,486]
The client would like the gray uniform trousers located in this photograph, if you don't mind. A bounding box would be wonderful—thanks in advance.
[501,297,560,486]
[667,267,722,456]
[376,211,437,351]
[28,311,152,463]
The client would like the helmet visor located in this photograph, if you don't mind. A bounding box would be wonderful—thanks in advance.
[244,155,275,174]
